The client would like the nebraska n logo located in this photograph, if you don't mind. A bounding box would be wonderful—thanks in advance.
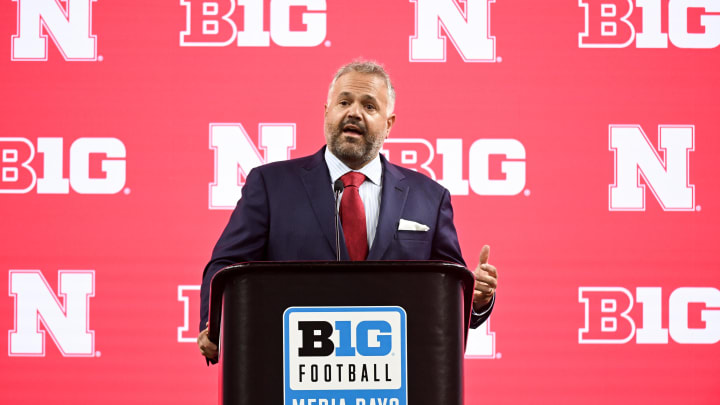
[209,122,296,209]
[609,125,695,211]
[409,0,496,62]
[8,270,95,356]
[11,0,98,61]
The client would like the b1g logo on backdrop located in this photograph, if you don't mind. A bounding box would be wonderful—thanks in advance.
[410,0,496,62]
[8,270,95,356]
[382,138,526,196]
[284,307,407,405]
[579,0,720,48]
[0,137,127,194]
[208,122,526,208]
[180,0,327,47]
[579,287,720,344]
[609,125,694,211]
[11,0,98,61]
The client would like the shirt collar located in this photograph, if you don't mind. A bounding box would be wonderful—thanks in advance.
[324,146,382,186]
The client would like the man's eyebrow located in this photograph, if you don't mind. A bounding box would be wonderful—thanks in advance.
[337,92,380,104]
[359,94,380,105]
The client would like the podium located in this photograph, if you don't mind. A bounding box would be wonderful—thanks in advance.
[207,261,475,405]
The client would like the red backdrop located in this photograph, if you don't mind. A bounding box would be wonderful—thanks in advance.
[1,0,719,404]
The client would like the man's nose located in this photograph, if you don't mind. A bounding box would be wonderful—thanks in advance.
[347,102,362,119]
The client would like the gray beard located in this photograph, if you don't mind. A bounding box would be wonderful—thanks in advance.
[325,122,381,168]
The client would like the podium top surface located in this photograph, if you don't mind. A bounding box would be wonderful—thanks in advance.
[208,261,475,345]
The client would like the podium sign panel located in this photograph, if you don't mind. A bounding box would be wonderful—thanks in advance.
[283,306,408,405]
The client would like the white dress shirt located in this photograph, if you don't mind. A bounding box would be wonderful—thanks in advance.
[324,147,382,249]
[325,148,495,318]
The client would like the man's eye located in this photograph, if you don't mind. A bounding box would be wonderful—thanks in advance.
[339,100,349,106]
[365,104,376,110]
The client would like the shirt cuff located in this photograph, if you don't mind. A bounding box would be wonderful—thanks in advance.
[472,294,495,318]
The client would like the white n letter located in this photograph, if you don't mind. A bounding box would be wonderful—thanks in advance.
[209,123,295,209]
[410,0,495,62]
[12,0,97,61]
[9,270,95,356]
[609,125,694,211]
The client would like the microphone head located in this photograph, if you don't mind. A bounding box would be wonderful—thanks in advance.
[333,179,344,193]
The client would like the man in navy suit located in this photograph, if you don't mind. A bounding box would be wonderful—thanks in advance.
[197,61,498,360]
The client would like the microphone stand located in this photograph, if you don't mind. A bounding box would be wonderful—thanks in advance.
[333,179,344,261]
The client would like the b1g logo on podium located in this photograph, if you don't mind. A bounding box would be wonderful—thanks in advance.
[283,307,407,405]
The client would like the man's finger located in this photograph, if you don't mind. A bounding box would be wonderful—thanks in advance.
[474,286,495,299]
[198,327,219,358]
[474,281,496,295]
[474,275,497,289]
[474,285,493,295]
[479,245,490,265]
[480,264,498,277]
[473,291,492,308]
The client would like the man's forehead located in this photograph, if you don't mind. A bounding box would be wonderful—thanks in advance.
[331,72,387,99]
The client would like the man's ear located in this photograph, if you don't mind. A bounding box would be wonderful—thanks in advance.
[324,104,328,117]
[385,114,396,138]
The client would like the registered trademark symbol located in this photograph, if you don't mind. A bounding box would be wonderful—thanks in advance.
[523,189,531,197]
[123,187,131,195]
[496,352,502,359]
[95,351,102,357]
[98,55,104,62]
[324,40,332,47]
[696,205,702,212]
[497,56,503,63]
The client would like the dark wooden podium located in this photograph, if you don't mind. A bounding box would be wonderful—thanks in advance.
[207,261,475,405]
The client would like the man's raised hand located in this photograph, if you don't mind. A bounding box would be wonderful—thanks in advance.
[472,245,498,311]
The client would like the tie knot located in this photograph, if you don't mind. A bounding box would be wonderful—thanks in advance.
[341,171,366,188]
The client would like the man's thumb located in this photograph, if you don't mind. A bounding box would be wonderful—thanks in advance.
[479,245,490,265]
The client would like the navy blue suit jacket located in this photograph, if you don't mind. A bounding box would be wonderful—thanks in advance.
[200,147,491,330]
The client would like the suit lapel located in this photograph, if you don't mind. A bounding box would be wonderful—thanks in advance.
[367,157,408,260]
[300,147,349,259]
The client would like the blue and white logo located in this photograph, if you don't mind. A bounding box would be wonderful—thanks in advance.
[283,306,407,405]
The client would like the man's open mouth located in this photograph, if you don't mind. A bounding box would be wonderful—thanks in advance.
[342,124,364,135]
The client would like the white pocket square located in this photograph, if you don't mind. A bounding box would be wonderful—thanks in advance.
[398,219,430,232]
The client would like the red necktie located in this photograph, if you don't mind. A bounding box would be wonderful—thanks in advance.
[340,172,368,261]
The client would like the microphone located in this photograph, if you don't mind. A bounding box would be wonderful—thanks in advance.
[333,179,344,261]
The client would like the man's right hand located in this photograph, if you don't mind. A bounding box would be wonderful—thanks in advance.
[197,324,218,360]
